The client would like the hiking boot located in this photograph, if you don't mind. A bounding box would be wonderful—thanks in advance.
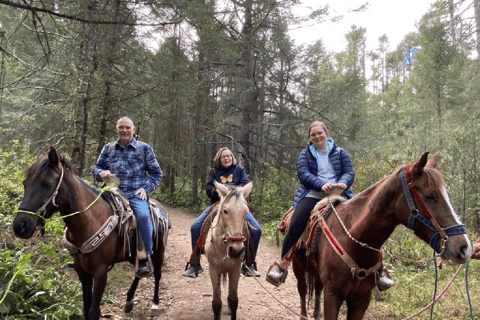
[242,264,260,277]
[377,274,394,291]
[266,266,287,287]
[137,256,153,277]
[183,263,203,278]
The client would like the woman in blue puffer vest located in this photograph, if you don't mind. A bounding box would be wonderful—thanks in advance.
[266,121,355,286]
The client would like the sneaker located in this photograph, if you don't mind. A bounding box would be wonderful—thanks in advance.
[377,274,394,291]
[242,264,260,277]
[266,266,288,287]
[182,263,203,278]
[137,257,152,277]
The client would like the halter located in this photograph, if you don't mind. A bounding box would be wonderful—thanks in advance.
[400,164,467,253]
[222,235,246,243]
[18,165,65,220]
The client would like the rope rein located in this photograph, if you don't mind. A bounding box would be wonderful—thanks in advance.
[17,183,112,222]
[328,200,381,253]
[401,264,464,320]
[241,262,309,320]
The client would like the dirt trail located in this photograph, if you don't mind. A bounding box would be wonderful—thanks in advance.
[100,206,304,320]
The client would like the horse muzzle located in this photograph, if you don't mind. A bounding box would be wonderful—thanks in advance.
[440,234,472,265]
[12,212,38,239]
[227,245,245,259]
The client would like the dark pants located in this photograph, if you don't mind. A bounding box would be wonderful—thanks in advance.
[281,197,320,258]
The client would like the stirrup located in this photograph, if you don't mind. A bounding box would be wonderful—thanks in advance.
[136,255,153,278]
[266,262,288,287]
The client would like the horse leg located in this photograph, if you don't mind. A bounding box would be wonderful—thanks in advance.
[210,268,222,320]
[346,294,371,320]
[313,279,324,320]
[124,277,140,313]
[323,288,343,320]
[227,268,240,320]
[87,269,109,320]
[292,257,308,319]
[151,247,165,316]
[76,268,93,320]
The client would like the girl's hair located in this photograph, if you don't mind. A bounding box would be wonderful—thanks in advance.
[213,147,237,167]
[308,121,329,137]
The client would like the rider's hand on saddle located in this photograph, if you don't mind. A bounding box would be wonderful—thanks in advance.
[135,188,147,200]
[100,170,120,187]
[100,170,111,179]
[323,183,346,196]
[335,183,347,190]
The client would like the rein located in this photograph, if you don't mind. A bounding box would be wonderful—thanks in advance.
[321,203,383,280]
[400,165,467,253]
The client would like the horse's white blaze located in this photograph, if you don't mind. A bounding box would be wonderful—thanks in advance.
[442,187,461,224]
[441,187,473,259]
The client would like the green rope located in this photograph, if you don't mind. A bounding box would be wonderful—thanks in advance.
[465,259,475,320]
[16,185,113,222]
[430,250,438,320]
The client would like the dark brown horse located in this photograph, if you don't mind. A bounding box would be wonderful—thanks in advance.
[292,152,472,320]
[12,147,169,320]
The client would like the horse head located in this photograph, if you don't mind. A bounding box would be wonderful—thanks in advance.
[13,146,65,239]
[214,181,253,259]
[396,151,472,265]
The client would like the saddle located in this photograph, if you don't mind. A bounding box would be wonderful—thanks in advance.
[277,195,345,261]
[278,196,384,280]
[62,187,169,278]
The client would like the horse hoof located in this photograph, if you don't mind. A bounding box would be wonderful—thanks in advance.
[151,303,163,316]
[124,300,134,313]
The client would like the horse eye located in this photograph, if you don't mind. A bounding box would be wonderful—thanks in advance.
[41,181,52,189]
[223,209,228,215]
[424,194,436,202]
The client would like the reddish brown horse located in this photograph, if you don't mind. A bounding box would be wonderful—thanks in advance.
[292,152,472,320]
[12,147,169,320]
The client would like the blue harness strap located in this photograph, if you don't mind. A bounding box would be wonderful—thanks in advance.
[400,170,467,253]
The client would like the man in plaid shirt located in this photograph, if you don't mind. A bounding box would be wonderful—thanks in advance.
[93,116,162,276]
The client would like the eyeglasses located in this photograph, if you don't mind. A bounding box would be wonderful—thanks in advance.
[220,154,232,159]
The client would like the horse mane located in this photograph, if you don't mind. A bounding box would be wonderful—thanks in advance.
[354,160,445,202]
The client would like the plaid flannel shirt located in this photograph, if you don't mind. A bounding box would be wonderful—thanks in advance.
[93,138,162,198]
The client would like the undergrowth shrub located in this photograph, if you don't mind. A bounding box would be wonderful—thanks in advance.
[0,141,83,319]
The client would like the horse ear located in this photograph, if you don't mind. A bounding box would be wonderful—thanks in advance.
[48,146,60,166]
[241,182,253,198]
[411,151,429,176]
[214,181,229,198]
[428,154,438,168]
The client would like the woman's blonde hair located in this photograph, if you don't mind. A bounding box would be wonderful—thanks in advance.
[213,147,237,167]
[308,121,329,137]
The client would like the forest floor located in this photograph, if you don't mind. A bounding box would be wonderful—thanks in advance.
[88,205,388,320]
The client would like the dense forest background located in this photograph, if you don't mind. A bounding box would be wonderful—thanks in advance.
[0,0,479,232]
[1,0,480,318]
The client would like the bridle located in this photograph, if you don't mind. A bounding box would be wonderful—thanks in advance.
[400,164,467,253]
[17,165,64,220]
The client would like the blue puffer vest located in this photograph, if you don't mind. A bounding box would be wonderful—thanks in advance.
[291,138,355,208]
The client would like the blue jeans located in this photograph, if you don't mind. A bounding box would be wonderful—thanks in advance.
[129,196,153,256]
[190,205,262,259]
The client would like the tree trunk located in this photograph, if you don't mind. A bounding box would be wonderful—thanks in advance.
[475,0,480,56]
[71,0,99,176]
[97,0,124,156]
